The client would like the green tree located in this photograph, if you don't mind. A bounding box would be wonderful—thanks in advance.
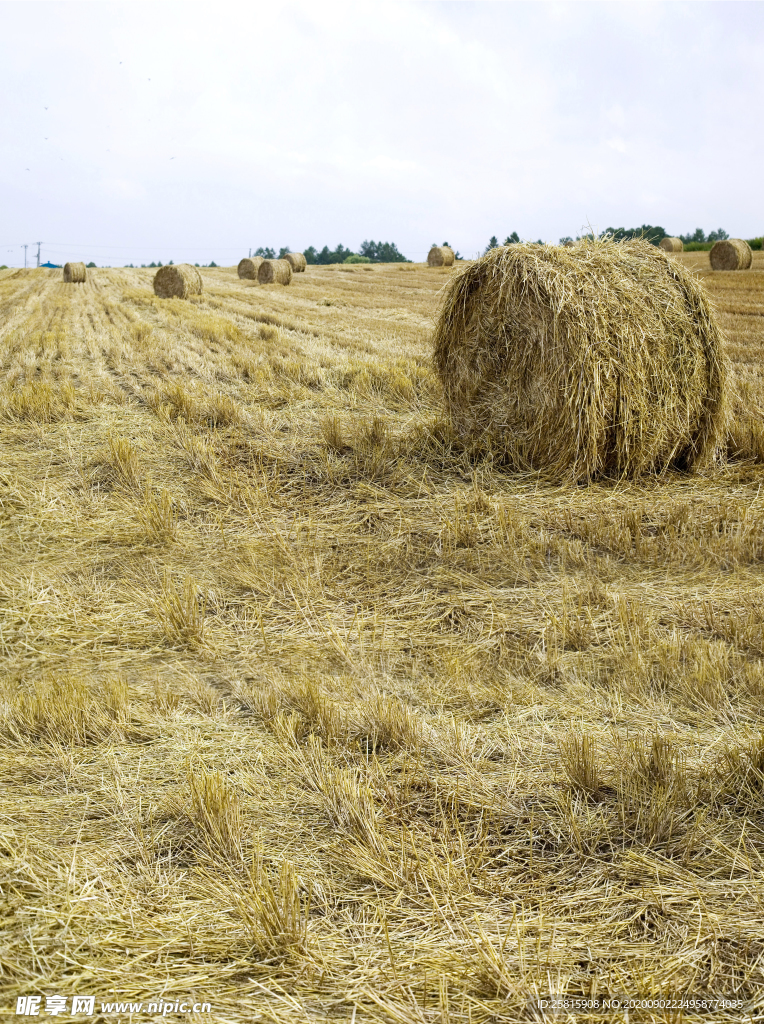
[504,232,520,244]
[603,225,668,245]
[344,254,371,263]
[707,228,729,242]
[277,246,291,259]
[254,247,275,259]
[86,262,96,268]
[315,244,352,264]
[358,240,410,262]
[304,246,317,265]
[484,236,499,254]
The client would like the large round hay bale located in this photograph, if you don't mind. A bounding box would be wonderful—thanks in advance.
[433,239,728,482]
[258,259,293,285]
[153,264,203,299]
[710,238,752,271]
[283,252,307,273]
[428,246,455,267]
[238,257,264,280]
[63,262,86,283]
[660,237,683,253]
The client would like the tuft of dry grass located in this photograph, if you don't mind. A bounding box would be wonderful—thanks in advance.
[0,673,136,744]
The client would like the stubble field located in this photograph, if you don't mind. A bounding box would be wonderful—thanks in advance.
[2,251,764,1023]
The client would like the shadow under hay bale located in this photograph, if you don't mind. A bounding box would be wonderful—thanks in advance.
[710,239,752,271]
[428,246,455,267]
[433,239,728,483]
[63,262,86,283]
[283,252,307,272]
[258,259,293,285]
[237,257,264,280]
[153,264,203,299]
[660,237,683,253]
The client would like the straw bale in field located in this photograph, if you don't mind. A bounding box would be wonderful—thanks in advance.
[710,238,752,271]
[433,239,728,482]
[258,259,293,285]
[283,252,307,273]
[63,262,86,283]
[237,257,264,280]
[153,264,203,299]
[660,237,683,253]
[428,246,455,267]
[562,240,576,248]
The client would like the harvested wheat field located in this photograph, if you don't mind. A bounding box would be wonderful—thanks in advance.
[1,251,764,1023]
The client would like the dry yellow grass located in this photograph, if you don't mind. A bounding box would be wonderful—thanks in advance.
[1,254,764,1022]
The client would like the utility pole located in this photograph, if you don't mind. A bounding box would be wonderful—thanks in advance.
[36,242,41,268]
[23,244,28,268]
[248,248,251,258]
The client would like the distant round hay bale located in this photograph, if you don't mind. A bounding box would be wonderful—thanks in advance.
[153,264,203,299]
[63,262,86,283]
[710,238,752,271]
[428,246,455,267]
[433,238,728,482]
[258,259,293,285]
[237,257,264,280]
[660,237,683,253]
[283,252,307,272]
[562,240,576,248]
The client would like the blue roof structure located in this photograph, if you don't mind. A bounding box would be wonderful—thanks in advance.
[40,261,61,268]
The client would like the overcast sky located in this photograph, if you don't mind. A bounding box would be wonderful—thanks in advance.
[1,1,762,266]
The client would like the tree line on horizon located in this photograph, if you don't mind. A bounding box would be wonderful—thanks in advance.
[107,225,759,269]
[483,226,763,253]
[251,240,411,264]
